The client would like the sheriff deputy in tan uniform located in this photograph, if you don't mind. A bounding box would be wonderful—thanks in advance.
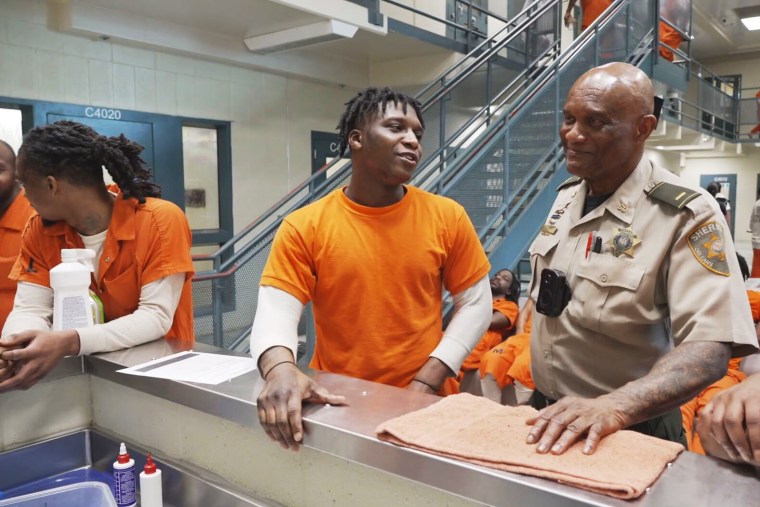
[524,62,759,456]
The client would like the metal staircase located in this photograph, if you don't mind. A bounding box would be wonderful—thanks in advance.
[191,0,564,349]
[193,0,669,351]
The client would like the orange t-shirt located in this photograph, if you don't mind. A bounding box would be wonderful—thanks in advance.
[0,189,35,328]
[580,0,613,30]
[461,298,519,371]
[261,185,490,388]
[10,194,195,345]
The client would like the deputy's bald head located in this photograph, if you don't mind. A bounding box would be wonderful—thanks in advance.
[560,63,657,195]
[571,62,654,118]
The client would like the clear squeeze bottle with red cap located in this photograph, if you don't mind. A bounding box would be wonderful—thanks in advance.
[139,453,164,507]
[113,443,137,507]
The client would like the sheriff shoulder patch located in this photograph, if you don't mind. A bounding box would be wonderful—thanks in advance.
[687,221,730,276]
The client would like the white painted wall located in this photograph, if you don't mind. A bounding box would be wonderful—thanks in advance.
[674,150,760,259]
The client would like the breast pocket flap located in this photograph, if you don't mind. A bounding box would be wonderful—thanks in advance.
[576,254,645,291]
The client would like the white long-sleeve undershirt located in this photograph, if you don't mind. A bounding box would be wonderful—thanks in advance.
[249,275,492,373]
[2,274,185,354]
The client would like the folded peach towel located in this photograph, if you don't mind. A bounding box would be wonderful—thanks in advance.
[376,393,683,499]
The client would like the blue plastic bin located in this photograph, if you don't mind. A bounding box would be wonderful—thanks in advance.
[0,481,117,507]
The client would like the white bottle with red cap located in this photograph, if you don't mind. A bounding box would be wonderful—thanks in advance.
[112,443,137,507]
[139,453,163,507]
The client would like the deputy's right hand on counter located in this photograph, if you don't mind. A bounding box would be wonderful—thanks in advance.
[256,358,347,451]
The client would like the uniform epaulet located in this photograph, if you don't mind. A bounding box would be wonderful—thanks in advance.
[556,176,582,191]
[644,181,701,210]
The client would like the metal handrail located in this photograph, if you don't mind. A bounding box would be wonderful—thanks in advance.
[192,0,561,275]
[434,0,636,190]
[208,0,665,348]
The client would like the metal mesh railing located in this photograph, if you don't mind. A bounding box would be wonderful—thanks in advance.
[441,0,656,258]
[191,0,563,348]
[193,0,665,348]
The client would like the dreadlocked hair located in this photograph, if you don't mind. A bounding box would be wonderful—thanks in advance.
[336,87,424,156]
[506,269,521,304]
[19,120,161,203]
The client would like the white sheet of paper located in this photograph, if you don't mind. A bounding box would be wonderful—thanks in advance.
[117,351,257,385]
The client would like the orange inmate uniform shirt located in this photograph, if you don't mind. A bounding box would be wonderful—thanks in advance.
[658,21,684,61]
[9,193,195,345]
[0,189,34,328]
[680,290,759,454]
[508,336,535,390]
[460,298,518,371]
[261,185,490,389]
[579,0,612,30]
[479,310,533,389]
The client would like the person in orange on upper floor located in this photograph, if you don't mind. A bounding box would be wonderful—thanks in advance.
[658,20,686,62]
[658,0,688,62]
[0,140,34,329]
[480,298,533,405]
[0,121,195,392]
[564,0,612,31]
[458,268,520,395]
[749,91,760,139]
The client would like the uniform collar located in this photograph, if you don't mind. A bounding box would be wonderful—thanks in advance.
[2,189,34,231]
[602,155,652,225]
[572,155,651,228]
[41,192,138,239]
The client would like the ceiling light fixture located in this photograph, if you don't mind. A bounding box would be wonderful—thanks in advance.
[734,6,760,30]
[244,20,358,54]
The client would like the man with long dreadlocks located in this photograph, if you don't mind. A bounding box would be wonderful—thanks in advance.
[0,121,194,391]
[251,87,492,450]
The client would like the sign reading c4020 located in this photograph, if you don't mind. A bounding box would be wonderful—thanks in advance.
[84,106,122,120]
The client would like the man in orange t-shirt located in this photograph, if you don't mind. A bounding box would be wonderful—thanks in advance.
[459,268,520,395]
[0,121,194,392]
[0,141,34,330]
[252,87,492,450]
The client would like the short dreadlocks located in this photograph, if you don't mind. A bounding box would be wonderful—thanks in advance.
[336,87,424,156]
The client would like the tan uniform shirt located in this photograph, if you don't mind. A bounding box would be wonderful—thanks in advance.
[529,156,758,400]
[749,198,760,249]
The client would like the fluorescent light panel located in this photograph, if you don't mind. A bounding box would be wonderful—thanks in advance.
[741,16,760,30]
[244,20,358,54]
[735,6,760,30]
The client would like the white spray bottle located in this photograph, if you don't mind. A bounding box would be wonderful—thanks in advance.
[50,248,97,331]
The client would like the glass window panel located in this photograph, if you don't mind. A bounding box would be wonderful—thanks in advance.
[182,126,220,229]
[191,244,217,274]
[0,108,23,154]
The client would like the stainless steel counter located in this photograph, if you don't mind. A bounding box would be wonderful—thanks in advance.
[63,340,760,507]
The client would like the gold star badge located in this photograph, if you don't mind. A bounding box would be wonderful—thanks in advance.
[702,234,726,262]
[607,227,641,257]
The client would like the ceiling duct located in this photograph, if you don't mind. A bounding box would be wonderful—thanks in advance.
[244,19,358,54]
